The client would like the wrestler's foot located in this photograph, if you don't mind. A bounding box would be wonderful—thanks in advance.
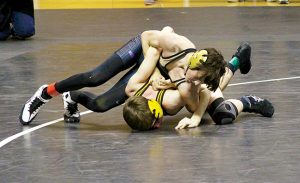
[233,42,252,74]
[241,95,274,117]
[63,92,80,123]
[19,85,49,125]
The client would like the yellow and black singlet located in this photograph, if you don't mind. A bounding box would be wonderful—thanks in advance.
[134,81,166,111]
[157,48,197,79]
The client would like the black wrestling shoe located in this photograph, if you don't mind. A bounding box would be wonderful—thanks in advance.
[19,85,49,125]
[233,42,252,74]
[241,95,274,117]
[63,92,80,123]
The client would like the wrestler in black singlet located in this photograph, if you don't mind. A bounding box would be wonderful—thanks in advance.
[55,35,146,112]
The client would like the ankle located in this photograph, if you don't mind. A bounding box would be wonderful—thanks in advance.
[228,57,240,73]
[240,96,251,112]
[41,88,52,100]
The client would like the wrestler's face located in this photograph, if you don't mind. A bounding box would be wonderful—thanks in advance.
[185,69,206,85]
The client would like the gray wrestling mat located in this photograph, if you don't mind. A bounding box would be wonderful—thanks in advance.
[1,7,300,183]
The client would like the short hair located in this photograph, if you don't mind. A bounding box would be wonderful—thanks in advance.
[123,96,155,131]
[191,48,226,91]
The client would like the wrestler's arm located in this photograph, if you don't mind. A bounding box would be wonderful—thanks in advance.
[141,26,175,53]
[141,29,176,90]
[149,69,176,90]
[175,85,211,129]
[170,70,199,112]
[141,30,161,56]
[127,46,161,87]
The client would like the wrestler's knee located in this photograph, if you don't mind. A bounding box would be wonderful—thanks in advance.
[92,96,118,112]
[92,99,109,112]
[13,24,35,39]
[11,12,35,39]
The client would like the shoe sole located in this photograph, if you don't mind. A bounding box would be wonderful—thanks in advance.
[239,43,252,74]
[64,115,80,123]
[19,104,34,125]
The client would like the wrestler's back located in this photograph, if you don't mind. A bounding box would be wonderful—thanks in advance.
[158,32,196,77]
[126,82,184,115]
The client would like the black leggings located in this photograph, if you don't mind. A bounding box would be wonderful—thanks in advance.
[54,35,143,112]
[55,53,129,92]
[70,65,139,112]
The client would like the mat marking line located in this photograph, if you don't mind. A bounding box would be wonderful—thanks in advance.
[1,76,300,148]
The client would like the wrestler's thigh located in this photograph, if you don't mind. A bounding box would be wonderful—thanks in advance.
[209,88,224,105]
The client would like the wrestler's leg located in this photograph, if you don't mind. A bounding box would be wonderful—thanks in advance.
[219,43,252,91]
[207,89,274,125]
[55,53,127,93]
[218,67,233,91]
[19,35,143,125]
[48,35,143,98]
[206,88,238,125]
[62,65,139,122]
[11,11,35,39]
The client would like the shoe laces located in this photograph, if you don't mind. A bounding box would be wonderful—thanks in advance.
[249,95,264,103]
[29,97,45,114]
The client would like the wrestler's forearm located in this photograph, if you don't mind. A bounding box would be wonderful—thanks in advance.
[149,68,163,81]
[174,88,210,130]
[177,83,199,112]
[189,88,211,126]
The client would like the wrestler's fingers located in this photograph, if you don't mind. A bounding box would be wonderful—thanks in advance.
[187,123,197,128]
[159,79,171,85]
[175,122,187,130]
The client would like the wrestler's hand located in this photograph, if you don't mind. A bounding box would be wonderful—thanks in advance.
[152,78,175,90]
[175,117,199,130]
[151,76,164,90]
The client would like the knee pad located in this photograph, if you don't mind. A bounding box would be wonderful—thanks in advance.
[210,99,238,125]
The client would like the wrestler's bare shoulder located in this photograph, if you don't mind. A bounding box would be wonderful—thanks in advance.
[163,89,185,115]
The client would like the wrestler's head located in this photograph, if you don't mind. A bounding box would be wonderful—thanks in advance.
[185,48,226,91]
[123,96,163,131]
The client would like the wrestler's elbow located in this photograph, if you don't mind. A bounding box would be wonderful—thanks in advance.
[141,30,150,38]
[125,85,131,96]
[141,31,153,42]
[142,31,160,48]
[125,81,135,97]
